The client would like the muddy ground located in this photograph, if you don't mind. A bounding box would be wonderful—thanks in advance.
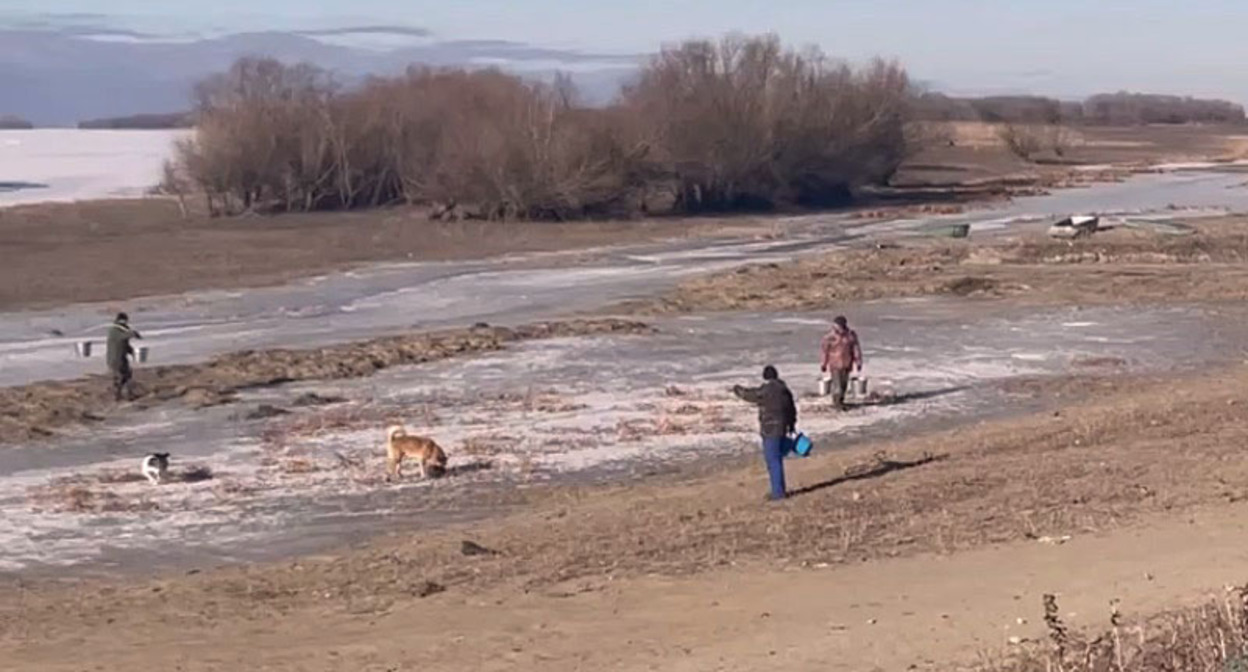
[0,318,649,445]
[7,129,1248,669]
[622,217,1248,314]
[0,198,784,311]
[3,364,1248,670]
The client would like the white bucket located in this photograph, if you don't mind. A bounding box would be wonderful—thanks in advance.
[850,376,869,397]
[818,377,832,396]
[75,341,93,358]
[137,346,150,363]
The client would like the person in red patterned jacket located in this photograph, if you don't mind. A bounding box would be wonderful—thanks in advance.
[820,315,863,411]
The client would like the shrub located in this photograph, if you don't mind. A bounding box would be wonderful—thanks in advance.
[171,35,921,219]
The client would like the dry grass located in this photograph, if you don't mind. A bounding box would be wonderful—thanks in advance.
[622,218,1248,314]
[893,122,1246,190]
[0,198,750,311]
[8,366,1248,668]
[10,367,1247,627]
[26,465,215,514]
[985,590,1248,672]
[26,485,161,514]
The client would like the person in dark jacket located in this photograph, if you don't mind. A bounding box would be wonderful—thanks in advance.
[733,364,798,501]
[106,312,141,401]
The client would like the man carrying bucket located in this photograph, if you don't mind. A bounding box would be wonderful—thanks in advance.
[820,315,863,411]
[106,312,142,401]
[733,365,798,502]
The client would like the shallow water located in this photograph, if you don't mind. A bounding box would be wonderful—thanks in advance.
[4,169,1248,388]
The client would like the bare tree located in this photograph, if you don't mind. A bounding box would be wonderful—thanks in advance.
[173,36,921,220]
[158,159,191,219]
[997,123,1045,162]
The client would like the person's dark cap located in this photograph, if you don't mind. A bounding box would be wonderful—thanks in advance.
[833,315,848,327]
[762,365,778,380]
[115,312,129,323]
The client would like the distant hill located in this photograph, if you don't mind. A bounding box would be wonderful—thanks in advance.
[78,112,196,130]
[0,115,33,130]
[0,27,639,127]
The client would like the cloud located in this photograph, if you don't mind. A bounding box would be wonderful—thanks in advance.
[293,25,432,39]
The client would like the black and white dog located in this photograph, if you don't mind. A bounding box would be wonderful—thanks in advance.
[141,452,171,485]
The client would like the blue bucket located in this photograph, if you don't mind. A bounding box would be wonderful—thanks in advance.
[786,433,814,458]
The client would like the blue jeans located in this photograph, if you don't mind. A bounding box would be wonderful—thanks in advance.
[762,436,787,500]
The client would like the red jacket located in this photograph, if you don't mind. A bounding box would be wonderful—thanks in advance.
[820,326,862,371]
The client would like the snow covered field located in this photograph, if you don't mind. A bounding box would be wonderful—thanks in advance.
[0,129,188,207]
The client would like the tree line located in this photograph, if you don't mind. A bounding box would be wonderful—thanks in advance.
[164,34,917,219]
[915,92,1246,126]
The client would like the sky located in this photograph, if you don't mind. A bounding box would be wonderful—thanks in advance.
[4,0,1247,100]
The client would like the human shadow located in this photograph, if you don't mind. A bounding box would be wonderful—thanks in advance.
[789,451,947,498]
[851,385,971,408]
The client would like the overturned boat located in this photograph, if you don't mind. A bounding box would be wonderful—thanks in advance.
[1047,215,1100,239]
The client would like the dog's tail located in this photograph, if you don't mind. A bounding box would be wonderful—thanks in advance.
[385,425,407,443]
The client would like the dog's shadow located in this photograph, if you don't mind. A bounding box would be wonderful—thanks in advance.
[440,460,495,478]
[790,452,947,498]
[177,466,216,483]
[89,465,215,486]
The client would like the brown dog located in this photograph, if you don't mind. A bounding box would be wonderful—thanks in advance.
[385,425,448,480]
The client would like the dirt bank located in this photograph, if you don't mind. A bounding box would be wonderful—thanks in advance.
[0,318,651,446]
[621,217,1248,314]
[0,198,775,311]
[3,363,1248,669]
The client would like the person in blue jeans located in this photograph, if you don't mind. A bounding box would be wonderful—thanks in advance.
[733,365,798,501]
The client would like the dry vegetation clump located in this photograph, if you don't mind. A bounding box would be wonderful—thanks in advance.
[628,244,977,313]
[625,220,1248,314]
[1000,222,1248,265]
[0,318,650,446]
[997,122,1083,162]
[259,404,397,446]
[169,34,920,219]
[25,465,214,514]
[25,464,215,512]
[27,484,159,514]
[986,590,1248,672]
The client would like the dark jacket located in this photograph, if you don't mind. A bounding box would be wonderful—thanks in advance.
[105,323,139,371]
[734,379,798,439]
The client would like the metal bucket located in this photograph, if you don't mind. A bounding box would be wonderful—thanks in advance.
[818,377,833,396]
[75,341,93,358]
[850,376,868,396]
[137,346,150,363]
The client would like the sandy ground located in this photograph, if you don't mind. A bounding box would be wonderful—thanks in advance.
[4,364,1248,670]
[12,504,1245,672]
